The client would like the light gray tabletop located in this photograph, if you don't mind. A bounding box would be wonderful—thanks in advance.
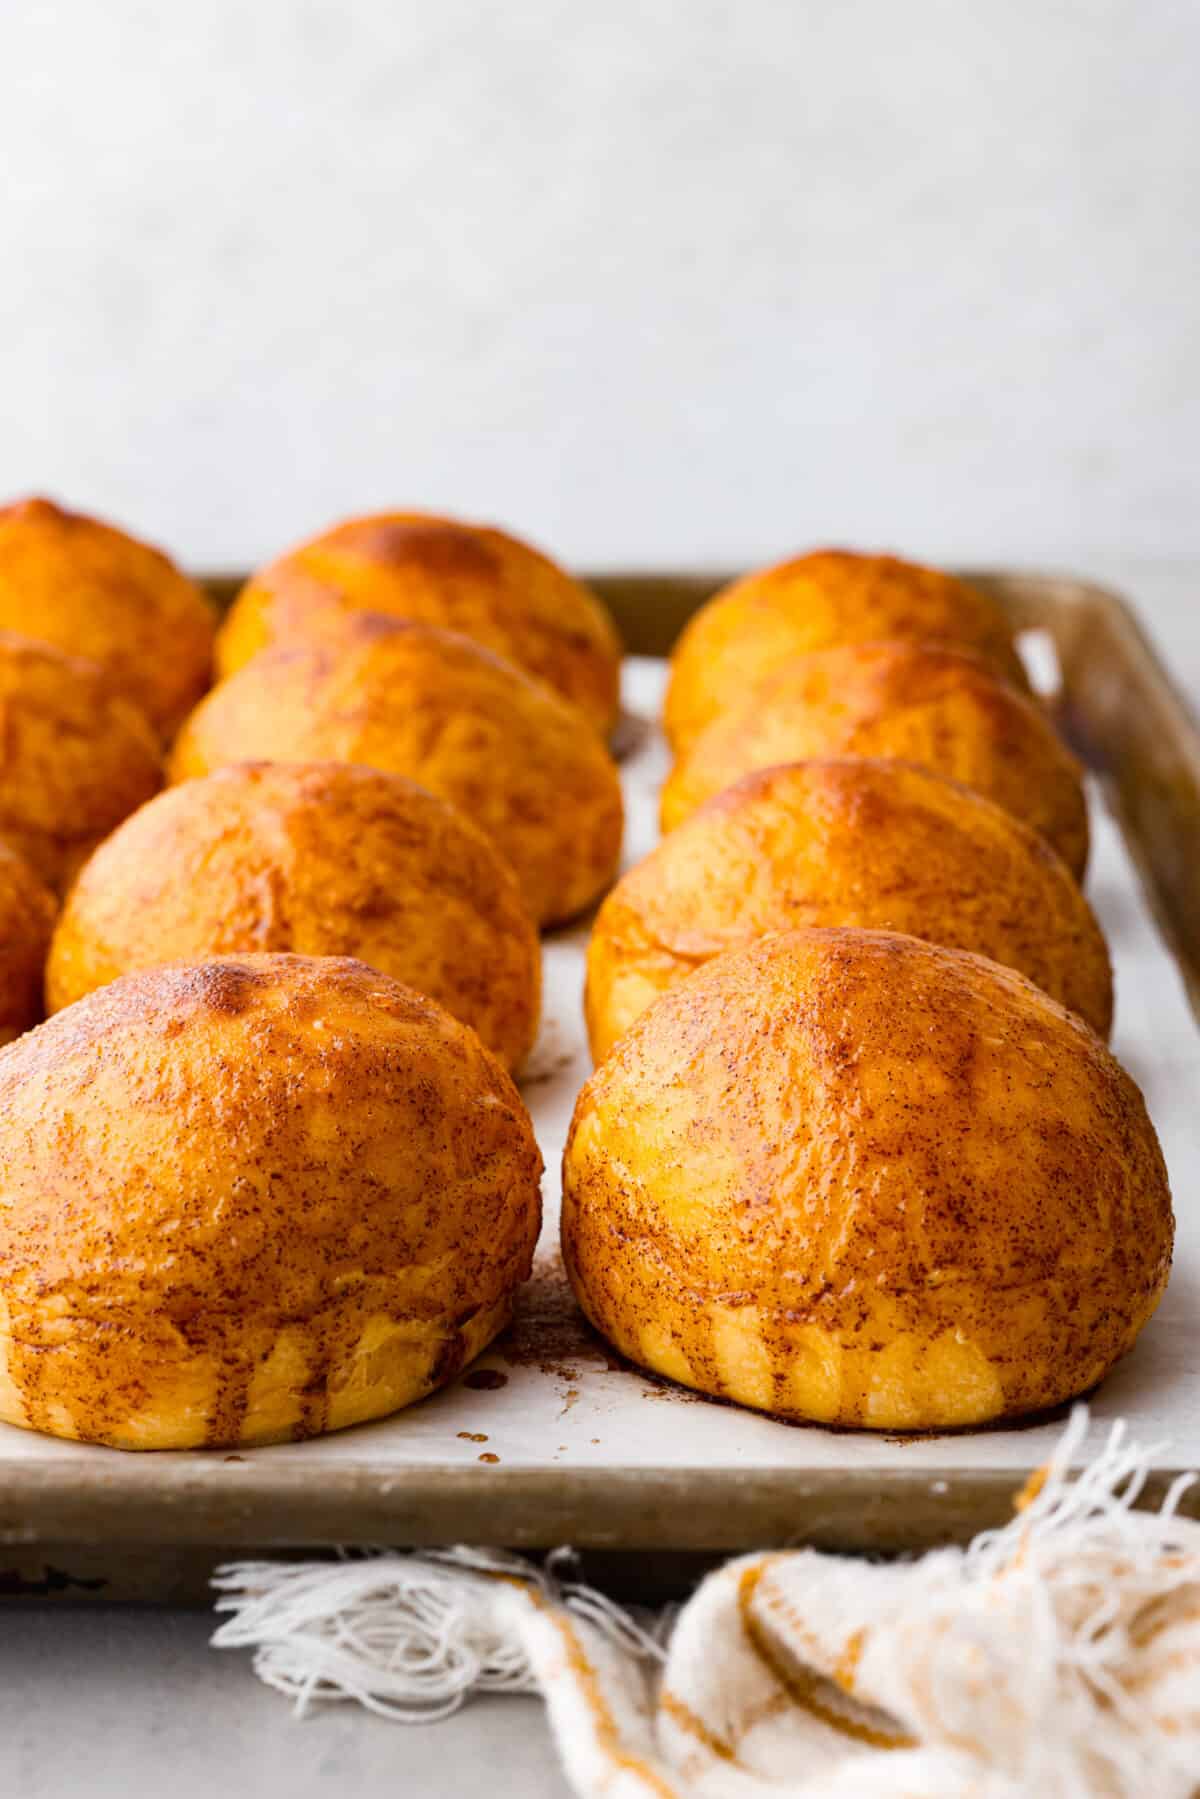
[0,1606,571,1799]
[0,560,1194,1799]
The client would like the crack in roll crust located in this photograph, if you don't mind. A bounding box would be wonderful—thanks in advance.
[664,550,1028,753]
[587,759,1112,1060]
[563,928,1172,1431]
[172,617,623,928]
[217,511,622,734]
[0,497,214,738]
[46,761,542,1073]
[0,630,163,894]
[660,640,1089,877]
[0,954,543,1449]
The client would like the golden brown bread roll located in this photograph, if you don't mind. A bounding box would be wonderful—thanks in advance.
[216,511,622,734]
[660,640,1089,877]
[0,631,163,894]
[0,954,543,1449]
[0,843,56,1046]
[0,496,214,737]
[170,617,623,928]
[563,927,1171,1430]
[664,549,1027,751]
[47,762,541,1072]
[587,759,1112,1060]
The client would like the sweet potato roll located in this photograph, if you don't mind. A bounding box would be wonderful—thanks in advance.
[0,955,543,1449]
[587,758,1111,1060]
[47,761,541,1072]
[660,640,1088,876]
[171,617,623,928]
[664,549,1026,752]
[0,843,55,1046]
[217,511,621,734]
[0,630,162,894]
[564,927,1171,1431]
[0,496,213,737]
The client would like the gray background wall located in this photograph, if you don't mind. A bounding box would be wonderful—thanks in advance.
[1,0,1196,579]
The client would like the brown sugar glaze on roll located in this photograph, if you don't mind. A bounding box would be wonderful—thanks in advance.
[0,955,543,1448]
[564,928,1171,1431]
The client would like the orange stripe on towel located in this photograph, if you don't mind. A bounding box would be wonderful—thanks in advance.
[524,1587,679,1799]
[737,1563,913,1753]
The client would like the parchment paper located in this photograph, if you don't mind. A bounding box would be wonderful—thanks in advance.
[1,655,1195,1498]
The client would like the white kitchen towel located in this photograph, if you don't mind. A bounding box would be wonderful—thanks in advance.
[212,1411,1200,1798]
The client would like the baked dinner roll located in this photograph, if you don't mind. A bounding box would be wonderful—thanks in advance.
[0,843,56,1046]
[664,549,1027,751]
[217,511,622,734]
[0,496,214,737]
[0,631,162,894]
[587,759,1112,1061]
[46,762,541,1072]
[171,617,623,928]
[660,640,1089,877]
[563,928,1171,1430]
[0,954,543,1449]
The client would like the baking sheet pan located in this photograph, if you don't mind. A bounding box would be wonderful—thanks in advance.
[0,571,1197,1561]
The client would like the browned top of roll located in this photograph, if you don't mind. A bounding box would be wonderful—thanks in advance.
[0,496,214,737]
[217,510,621,733]
[172,615,623,926]
[664,548,1026,751]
